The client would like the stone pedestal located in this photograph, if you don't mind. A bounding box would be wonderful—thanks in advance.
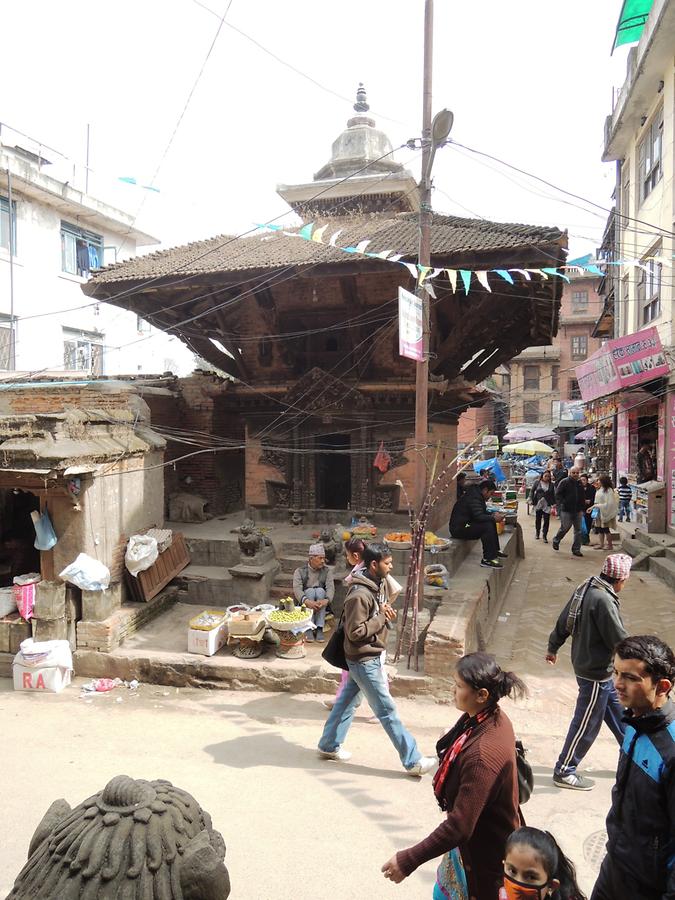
[227,556,280,606]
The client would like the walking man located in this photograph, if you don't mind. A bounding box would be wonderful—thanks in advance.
[552,466,585,557]
[591,635,675,900]
[449,478,506,570]
[292,543,335,642]
[546,553,631,790]
[317,542,436,776]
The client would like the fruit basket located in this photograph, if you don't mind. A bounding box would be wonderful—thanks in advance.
[266,607,313,632]
[424,532,451,551]
[384,532,412,550]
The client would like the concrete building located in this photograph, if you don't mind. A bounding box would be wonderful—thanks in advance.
[0,128,194,377]
[589,0,675,532]
[504,272,602,441]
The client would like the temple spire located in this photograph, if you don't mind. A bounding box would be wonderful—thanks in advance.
[354,83,370,114]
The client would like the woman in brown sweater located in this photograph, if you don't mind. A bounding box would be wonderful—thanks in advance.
[381,652,527,899]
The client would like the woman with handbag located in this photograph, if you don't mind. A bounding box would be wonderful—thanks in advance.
[531,470,555,543]
[589,475,618,552]
[381,652,527,899]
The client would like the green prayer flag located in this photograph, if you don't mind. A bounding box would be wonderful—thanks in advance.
[613,0,654,51]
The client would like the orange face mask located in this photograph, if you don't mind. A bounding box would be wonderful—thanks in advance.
[502,873,549,900]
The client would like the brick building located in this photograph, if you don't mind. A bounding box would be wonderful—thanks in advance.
[507,272,602,439]
[83,88,565,526]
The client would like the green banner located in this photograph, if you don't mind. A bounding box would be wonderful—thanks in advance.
[613,0,654,50]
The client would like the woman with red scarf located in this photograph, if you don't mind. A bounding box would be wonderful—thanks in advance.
[381,652,527,899]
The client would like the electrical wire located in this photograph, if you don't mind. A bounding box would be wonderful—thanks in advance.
[115,0,235,259]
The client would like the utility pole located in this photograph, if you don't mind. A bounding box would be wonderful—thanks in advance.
[413,0,434,512]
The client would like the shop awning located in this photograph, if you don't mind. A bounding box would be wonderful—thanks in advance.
[613,0,655,51]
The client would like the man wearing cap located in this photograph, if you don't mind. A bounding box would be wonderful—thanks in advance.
[292,544,335,642]
[545,553,631,790]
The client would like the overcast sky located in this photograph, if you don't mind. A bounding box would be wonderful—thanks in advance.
[2,1,629,258]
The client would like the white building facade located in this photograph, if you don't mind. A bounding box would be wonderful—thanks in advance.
[599,0,675,532]
[0,135,194,377]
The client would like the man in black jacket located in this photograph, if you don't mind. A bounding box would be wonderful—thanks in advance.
[449,479,506,569]
[591,635,675,900]
[552,466,585,557]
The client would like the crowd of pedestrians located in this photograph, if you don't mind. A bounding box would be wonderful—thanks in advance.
[313,499,673,900]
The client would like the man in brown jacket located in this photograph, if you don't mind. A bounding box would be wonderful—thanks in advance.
[317,542,436,776]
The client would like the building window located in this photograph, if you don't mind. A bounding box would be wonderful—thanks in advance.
[136,315,151,334]
[621,170,630,222]
[63,328,103,375]
[572,290,589,312]
[638,251,661,324]
[61,222,103,277]
[551,365,559,391]
[569,378,581,400]
[622,276,630,333]
[523,365,540,390]
[571,335,588,360]
[638,107,663,204]
[0,196,17,253]
[523,400,539,422]
[0,315,15,369]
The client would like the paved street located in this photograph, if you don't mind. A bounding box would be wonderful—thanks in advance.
[1,516,673,898]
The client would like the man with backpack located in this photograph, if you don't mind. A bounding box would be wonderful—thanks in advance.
[317,542,436,776]
[545,553,630,790]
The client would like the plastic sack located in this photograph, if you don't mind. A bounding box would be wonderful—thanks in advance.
[424,564,449,589]
[59,553,110,591]
[16,637,73,670]
[31,508,57,551]
[581,516,589,537]
[125,534,159,577]
[13,573,40,621]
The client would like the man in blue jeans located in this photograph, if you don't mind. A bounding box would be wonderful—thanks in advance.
[546,553,631,790]
[318,542,436,776]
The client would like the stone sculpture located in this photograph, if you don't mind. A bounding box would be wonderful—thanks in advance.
[8,774,231,899]
[235,518,271,558]
[319,528,342,566]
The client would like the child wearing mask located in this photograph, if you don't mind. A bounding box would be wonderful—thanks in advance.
[500,827,585,900]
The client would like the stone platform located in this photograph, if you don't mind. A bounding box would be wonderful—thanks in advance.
[68,518,523,694]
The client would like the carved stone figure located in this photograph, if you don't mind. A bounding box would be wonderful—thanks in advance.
[8,774,231,899]
[234,518,271,558]
[290,511,303,527]
[319,528,341,566]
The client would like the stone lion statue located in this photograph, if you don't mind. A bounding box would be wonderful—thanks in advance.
[8,775,230,899]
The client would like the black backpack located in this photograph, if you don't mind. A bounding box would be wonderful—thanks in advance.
[516,740,534,804]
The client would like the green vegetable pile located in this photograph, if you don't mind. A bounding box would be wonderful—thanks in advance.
[268,607,309,623]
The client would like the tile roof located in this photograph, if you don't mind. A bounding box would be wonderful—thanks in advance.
[85,212,564,287]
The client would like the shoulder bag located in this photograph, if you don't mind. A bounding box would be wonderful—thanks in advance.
[516,739,534,804]
[322,611,348,670]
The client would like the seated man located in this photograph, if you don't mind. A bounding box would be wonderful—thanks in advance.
[449,478,506,569]
[292,543,335,642]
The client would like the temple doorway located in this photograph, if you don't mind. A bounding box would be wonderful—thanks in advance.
[316,433,351,509]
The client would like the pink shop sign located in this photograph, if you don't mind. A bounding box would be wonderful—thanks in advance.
[576,327,670,402]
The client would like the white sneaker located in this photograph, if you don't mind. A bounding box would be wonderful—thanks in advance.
[318,747,352,762]
[406,755,437,777]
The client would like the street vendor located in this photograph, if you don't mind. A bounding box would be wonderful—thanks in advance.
[292,543,335,643]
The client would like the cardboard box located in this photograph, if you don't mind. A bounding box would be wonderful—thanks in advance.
[13,663,72,693]
[187,610,228,657]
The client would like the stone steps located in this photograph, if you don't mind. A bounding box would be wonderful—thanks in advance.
[649,557,675,592]
[183,536,239,568]
[173,565,234,607]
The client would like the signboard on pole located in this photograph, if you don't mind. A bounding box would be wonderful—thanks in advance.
[398,286,424,361]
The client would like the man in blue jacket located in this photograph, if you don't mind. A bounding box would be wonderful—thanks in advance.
[591,635,675,900]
